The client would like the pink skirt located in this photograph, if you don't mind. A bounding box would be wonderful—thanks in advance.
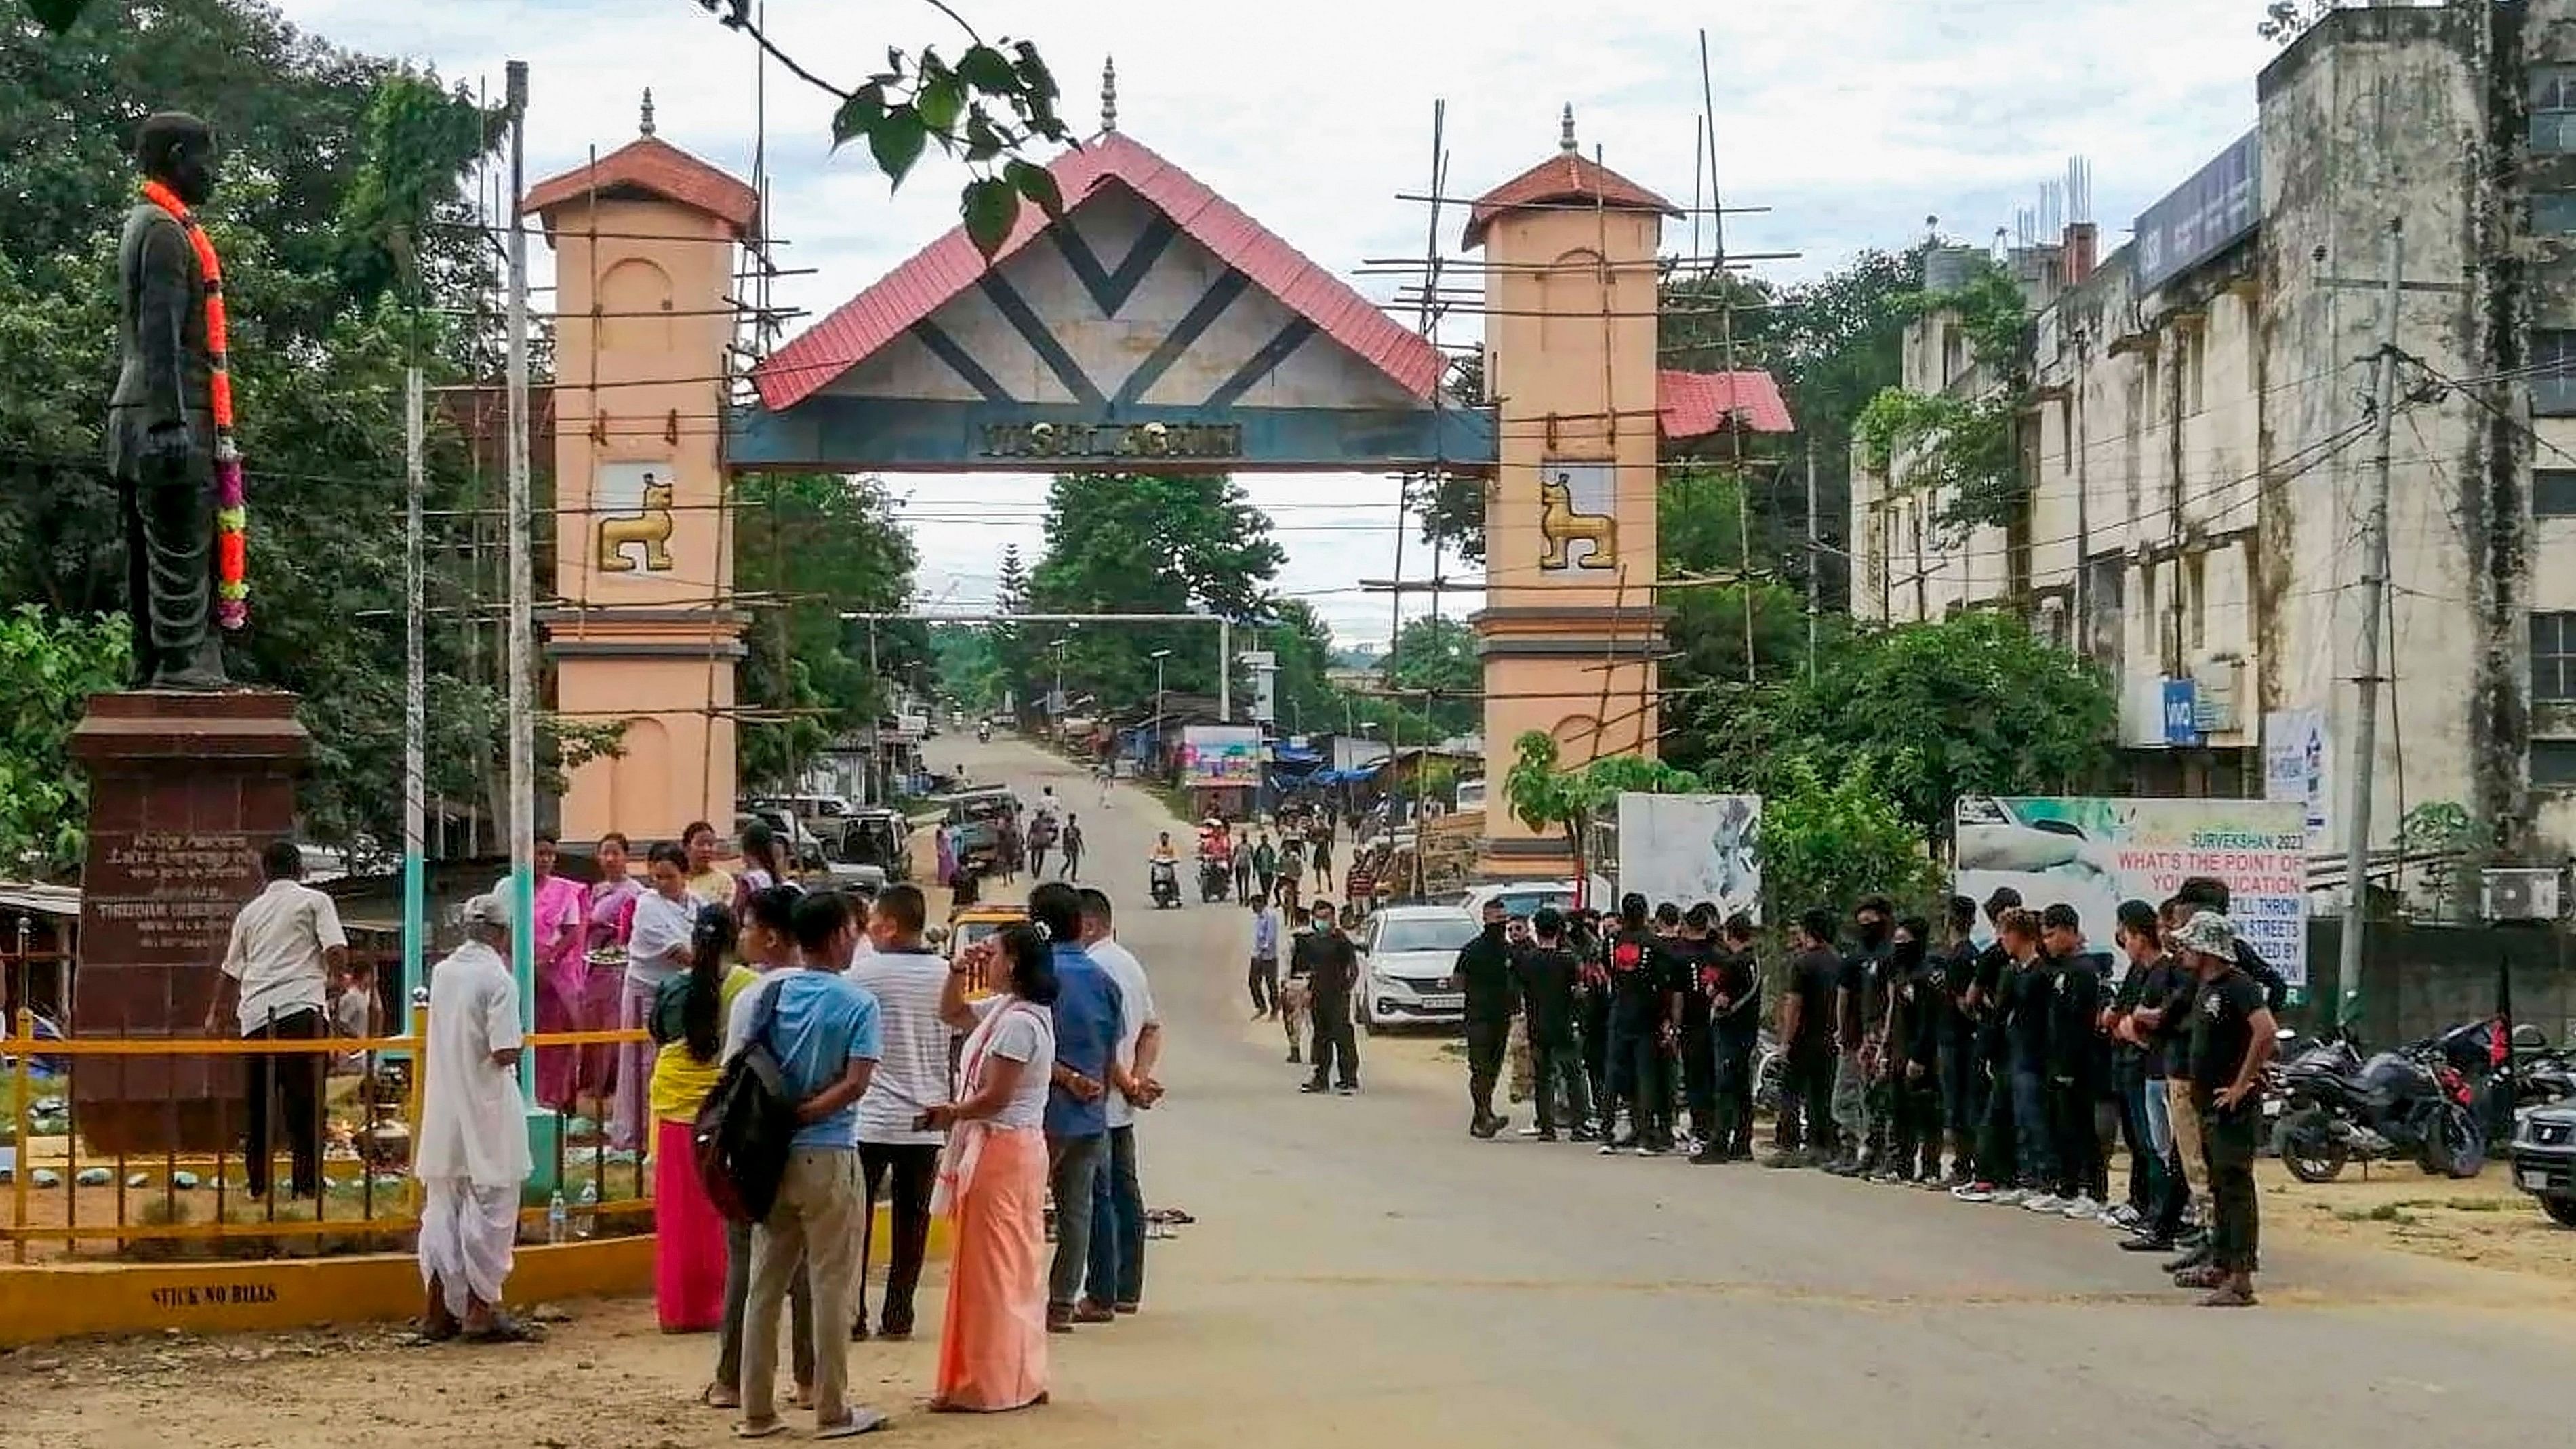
[534,971,579,1110]
[653,1116,727,1332]
[934,1126,1049,1411]
[576,963,624,1102]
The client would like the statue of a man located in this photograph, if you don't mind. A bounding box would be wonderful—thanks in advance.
[106,112,229,691]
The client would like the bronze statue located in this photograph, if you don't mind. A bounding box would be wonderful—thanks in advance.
[107,112,229,691]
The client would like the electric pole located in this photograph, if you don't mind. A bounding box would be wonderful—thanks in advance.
[2335,216,2403,1026]
[503,58,537,1067]
[403,365,426,1011]
[1804,432,1819,680]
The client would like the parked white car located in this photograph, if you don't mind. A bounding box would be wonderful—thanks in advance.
[1356,905,1479,1032]
[1455,880,1582,922]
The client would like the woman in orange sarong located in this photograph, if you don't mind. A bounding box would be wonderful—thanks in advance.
[925,924,1059,1414]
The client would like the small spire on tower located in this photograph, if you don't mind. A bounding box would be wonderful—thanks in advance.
[1559,103,1577,154]
[639,87,656,138]
[1101,56,1119,134]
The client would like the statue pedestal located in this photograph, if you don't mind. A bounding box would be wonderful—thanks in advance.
[70,691,309,1155]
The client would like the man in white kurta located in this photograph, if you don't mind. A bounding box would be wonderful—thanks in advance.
[414,895,537,1341]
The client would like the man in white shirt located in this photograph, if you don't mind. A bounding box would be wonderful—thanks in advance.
[414,894,538,1343]
[1075,888,1161,1318]
[206,839,347,1200]
[843,883,954,1341]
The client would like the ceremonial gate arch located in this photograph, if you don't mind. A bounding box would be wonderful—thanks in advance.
[523,87,1790,876]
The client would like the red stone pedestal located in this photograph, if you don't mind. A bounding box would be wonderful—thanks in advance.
[70,691,310,1156]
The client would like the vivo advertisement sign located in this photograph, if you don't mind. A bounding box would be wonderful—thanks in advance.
[2133,129,2261,294]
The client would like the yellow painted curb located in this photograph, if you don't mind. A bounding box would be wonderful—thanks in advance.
[0,1204,947,1347]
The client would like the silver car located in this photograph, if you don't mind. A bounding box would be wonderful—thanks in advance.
[1356,905,1480,1032]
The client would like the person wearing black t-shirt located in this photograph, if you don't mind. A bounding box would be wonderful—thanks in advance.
[2170,910,2276,1307]
[1571,910,1611,1120]
[1450,898,1518,1139]
[2105,899,2166,1234]
[1668,905,1721,1154]
[1514,908,1592,1141]
[1828,895,1894,1175]
[2036,905,2108,1216]
[1765,909,1844,1167]
[1878,918,1945,1183]
[1956,887,2024,1200]
[1699,912,1763,1163]
[1599,895,1675,1156]
[1933,895,1984,1187]
[1986,908,2058,1205]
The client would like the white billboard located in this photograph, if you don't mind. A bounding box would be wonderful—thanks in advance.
[1615,793,1763,924]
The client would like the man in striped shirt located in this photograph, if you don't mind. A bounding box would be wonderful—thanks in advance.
[845,884,955,1341]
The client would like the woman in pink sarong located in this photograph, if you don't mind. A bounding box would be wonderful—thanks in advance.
[925,924,1058,1414]
[578,832,642,1114]
[528,832,591,1111]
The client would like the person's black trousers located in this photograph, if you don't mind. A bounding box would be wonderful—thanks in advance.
[1678,1021,1716,1143]
[1579,995,1611,1114]
[1464,1017,1509,1125]
[2204,1099,2261,1274]
[1606,1023,1670,1145]
[858,1141,940,1334]
[1975,1061,2018,1187]
[245,1007,324,1198]
[1885,1064,1944,1179]
[1531,1038,1590,1135]
[1938,1040,1979,1180]
[1710,1033,1756,1156]
[1774,1043,1836,1155]
[2048,1075,2103,1200]
[1247,956,1278,1015]
[1307,997,1359,1089]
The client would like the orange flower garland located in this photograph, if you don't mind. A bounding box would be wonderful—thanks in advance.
[140,178,247,629]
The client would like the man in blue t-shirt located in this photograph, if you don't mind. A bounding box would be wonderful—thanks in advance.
[736,890,885,1439]
[1032,882,1123,1333]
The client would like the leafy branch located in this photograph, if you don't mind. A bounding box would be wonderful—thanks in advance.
[693,0,1070,256]
[1853,388,2021,534]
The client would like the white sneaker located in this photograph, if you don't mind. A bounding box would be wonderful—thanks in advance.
[2021,1193,2067,1213]
[1952,1181,1998,1202]
[2059,1195,2102,1219]
[2102,1204,2143,1230]
[1992,1187,2030,1206]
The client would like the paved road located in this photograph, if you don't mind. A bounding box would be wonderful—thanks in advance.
[12,733,2570,1449]
[967,735,2576,1449]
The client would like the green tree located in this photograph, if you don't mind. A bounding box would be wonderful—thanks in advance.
[0,606,132,878]
[1028,472,1284,711]
[1758,753,1937,924]
[1383,613,1478,737]
[1691,611,2116,849]
[1502,729,1699,882]
[733,473,923,790]
[931,624,1003,714]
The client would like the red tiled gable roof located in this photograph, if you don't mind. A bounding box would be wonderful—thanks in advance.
[1657,369,1794,439]
[521,136,759,237]
[1462,151,1679,250]
[752,131,1443,412]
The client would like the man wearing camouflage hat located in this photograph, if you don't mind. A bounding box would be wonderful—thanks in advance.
[2167,910,2275,1307]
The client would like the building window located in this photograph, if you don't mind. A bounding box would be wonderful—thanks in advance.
[2535,741,2576,789]
[2535,66,2576,153]
[2534,611,2576,701]
[2537,193,2576,234]
[2536,331,2576,417]
[2537,469,2576,517]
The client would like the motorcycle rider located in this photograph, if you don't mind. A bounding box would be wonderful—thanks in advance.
[2168,910,2276,1307]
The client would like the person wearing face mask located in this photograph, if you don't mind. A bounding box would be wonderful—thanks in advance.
[1668,904,1720,1156]
[1875,918,1944,1183]
[1292,900,1361,1095]
[1828,896,1895,1176]
[1449,899,1518,1138]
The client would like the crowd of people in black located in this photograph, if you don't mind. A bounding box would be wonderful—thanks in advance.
[1443,876,2286,1307]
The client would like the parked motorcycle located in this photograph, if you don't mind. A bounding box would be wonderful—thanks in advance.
[1149,857,1182,910]
[2271,1033,2486,1183]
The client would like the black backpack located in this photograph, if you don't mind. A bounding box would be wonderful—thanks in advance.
[692,976,800,1223]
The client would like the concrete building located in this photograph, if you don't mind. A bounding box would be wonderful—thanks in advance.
[1855,1,2576,881]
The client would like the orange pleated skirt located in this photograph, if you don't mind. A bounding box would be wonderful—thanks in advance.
[933,1125,1049,1412]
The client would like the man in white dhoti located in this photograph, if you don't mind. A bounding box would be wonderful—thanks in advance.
[415,893,540,1343]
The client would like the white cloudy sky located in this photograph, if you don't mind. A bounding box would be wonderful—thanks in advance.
[281,0,2282,649]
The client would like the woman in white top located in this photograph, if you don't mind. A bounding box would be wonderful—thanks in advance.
[923,924,1058,1413]
[612,842,699,1151]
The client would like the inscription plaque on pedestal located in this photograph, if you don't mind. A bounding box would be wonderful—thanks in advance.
[71,692,309,1155]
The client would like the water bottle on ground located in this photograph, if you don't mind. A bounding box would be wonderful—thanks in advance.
[546,1189,567,1244]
